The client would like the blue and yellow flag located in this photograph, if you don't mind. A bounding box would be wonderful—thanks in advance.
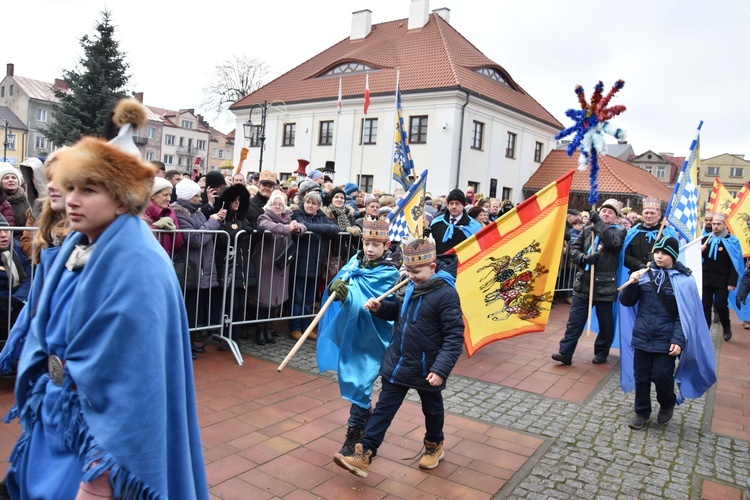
[666,121,702,241]
[387,169,427,242]
[392,83,414,190]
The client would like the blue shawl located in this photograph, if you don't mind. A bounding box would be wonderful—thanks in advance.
[619,265,717,402]
[9,215,208,499]
[431,213,482,243]
[719,234,750,321]
[317,254,400,409]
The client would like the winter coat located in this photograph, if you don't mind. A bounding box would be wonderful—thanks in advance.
[737,263,750,303]
[215,185,254,288]
[0,239,32,302]
[5,187,30,230]
[0,196,16,227]
[248,209,305,307]
[570,219,626,302]
[247,192,270,228]
[430,211,481,255]
[620,261,688,353]
[324,205,359,262]
[374,255,465,391]
[291,207,340,278]
[172,199,221,289]
[142,201,183,255]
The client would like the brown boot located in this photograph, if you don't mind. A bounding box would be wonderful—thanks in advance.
[289,330,302,340]
[334,443,371,477]
[419,440,444,470]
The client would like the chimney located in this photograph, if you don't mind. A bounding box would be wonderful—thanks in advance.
[408,0,430,30]
[53,79,69,91]
[134,92,144,103]
[351,9,372,40]
[432,7,450,23]
[6,63,13,77]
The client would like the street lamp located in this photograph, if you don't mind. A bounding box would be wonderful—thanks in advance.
[243,100,267,171]
[3,120,9,162]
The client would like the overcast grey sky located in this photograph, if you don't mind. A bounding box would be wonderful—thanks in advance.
[7,0,749,160]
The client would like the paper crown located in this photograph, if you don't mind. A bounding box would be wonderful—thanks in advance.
[712,212,727,223]
[258,170,277,185]
[403,238,437,267]
[362,218,390,241]
[704,211,715,219]
[642,197,661,210]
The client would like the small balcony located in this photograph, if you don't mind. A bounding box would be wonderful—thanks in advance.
[133,136,148,145]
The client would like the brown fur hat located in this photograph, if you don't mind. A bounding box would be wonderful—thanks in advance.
[53,137,156,215]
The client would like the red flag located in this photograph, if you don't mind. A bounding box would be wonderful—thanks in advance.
[363,74,370,115]
[337,77,342,114]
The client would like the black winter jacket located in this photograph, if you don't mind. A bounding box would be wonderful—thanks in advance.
[570,219,626,301]
[620,261,687,353]
[373,255,464,391]
[291,207,340,278]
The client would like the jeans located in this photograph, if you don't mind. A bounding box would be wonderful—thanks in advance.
[288,275,316,332]
[633,348,676,417]
[558,294,614,359]
[360,378,444,456]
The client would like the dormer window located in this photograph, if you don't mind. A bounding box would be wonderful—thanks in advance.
[475,68,513,88]
[322,62,378,77]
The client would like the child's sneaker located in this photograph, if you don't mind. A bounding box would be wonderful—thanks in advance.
[657,406,674,424]
[627,414,651,430]
[334,443,372,477]
[418,440,444,469]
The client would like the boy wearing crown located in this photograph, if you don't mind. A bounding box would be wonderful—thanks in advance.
[622,197,678,274]
[317,218,402,457]
[333,238,464,478]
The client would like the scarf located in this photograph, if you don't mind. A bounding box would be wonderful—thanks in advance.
[5,186,27,204]
[0,249,19,287]
[330,206,350,231]
[432,213,482,243]
[706,229,728,260]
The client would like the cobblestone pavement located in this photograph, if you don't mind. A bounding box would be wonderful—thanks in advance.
[240,322,749,499]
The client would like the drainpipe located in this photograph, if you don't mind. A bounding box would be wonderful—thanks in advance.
[455,90,470,189]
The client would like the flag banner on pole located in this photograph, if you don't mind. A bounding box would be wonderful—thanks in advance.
[726,182,750,257]
[666,121,703,241]
[392,83,414,190]
[449,171,574,357]
[363,74,370,115]
[387,169,427,242]
[707,177,734,215]
[337,77,343,114]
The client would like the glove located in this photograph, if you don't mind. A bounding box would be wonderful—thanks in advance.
[346,225,362,237]
[581,253,599,266]
[737,296,746,309]
[330,279,349,302]
[154,217,175,230]
[588,211,601,224]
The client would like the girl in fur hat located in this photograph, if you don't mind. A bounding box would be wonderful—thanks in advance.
[3,100,208,499]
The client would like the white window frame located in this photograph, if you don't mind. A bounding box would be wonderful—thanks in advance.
[34,134,46,149]
[706,166,720,176]
[211,148,217,158]
[147,127,155,139]
[730,167,743,177]
[181,120,193,129]
[656,165,666,179]
[36,109,48,122]
[145,150,155,162]
[163,154,174,165]
[196,139,206,150]
[218,150,223,159]
[165,134,175,146]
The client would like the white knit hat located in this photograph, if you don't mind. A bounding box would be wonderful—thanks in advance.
[175,179,200,200]
[151,176,173,196]
[0,162,22,185]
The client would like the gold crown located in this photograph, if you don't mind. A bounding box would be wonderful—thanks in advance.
[642,197,661,210]
[362,218,390,241]
[403,238,437,267]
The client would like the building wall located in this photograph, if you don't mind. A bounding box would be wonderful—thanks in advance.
[134,120,163,163]
[207,133,235,172]
[26,99,57,155]
[698,154,750,212]
[160,113,210,175]
[2,127,27,165]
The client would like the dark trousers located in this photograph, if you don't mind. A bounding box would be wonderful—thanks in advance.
[185,287,223,331]
[288,275,316,332]
[702,286,730,330]
[633,348,676,417]
[558,295,614,359]
[360,378,444,457]
[348,403,370,429]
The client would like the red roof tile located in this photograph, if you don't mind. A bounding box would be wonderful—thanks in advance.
[231,14,561,129]
[524,149,673,202]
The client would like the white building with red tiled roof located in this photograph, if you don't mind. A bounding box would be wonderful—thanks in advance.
[230,1,562,200]
[145,102,210,176]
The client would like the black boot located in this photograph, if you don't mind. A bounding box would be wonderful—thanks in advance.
[723,327,732,341]
[338,426,365,456]
[265,324,276,344]
[255,329,266,345]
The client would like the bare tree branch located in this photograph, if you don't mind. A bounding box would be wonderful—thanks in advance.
[202,54,269,119]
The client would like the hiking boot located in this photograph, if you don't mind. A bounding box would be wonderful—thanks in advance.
[334,443,371,477]
[308,330,317,340]
[289,330,302,340]
[627,414,651,430]
[551,353,572,365]
[657,406,674,424]
[338,426,365,456]
[419,440,444,470]
[592,356,607,364]
[723,328,732,341]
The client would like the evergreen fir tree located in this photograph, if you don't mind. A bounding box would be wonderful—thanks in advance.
[43,10,130,147]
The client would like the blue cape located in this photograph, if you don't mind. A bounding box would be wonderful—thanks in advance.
[618,265,717,402]
[317,254,400,408]
[9,215,208,499]
[431,213,482,244]
[720,234,750,321]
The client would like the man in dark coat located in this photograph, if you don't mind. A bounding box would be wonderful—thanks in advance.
[552,198,626,365]
[199,170,227,219]
[623,197,678,273]
[429,188,482,255]
[701,212,741,340]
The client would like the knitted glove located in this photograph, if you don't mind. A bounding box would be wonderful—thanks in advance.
[588,211,601,224]
[153,217,175,230]
[737,296,746,309]
[581,253,599,266]
[346,225,362,237]
[330,279,349,302]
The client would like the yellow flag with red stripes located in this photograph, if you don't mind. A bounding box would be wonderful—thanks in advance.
[707,177,734,215]
[450,171,573,357]
[726,182,750,257]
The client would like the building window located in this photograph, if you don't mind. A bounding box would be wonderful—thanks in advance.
[475,68,512,88]
[471,121,484,150]
[179,137,185,147]
[196,139,206,150]
[706,166,720,176]
[319,120,334,146]
[6,133,16,150]
[409,116,428,144]
[502,187,512,201]
[165,134,175,146]
[145,150,155,162]
[147,127,155,139]
[656,166,666,179]
[322,62,377,77]
[0,87,4,97]
[506,132,516,158]
[279,172,291,182]
[283,123,296,147]
[644,165,653,174]
[9,84,12,96]
[35,134,46,150]
[730,167,744,177]
[178,158,183,166]
[248,125,262,147]
[218,150,223,159]
[534,142,543,163]
[211,148,217,158]
[468,181,479,194]
[36,109,48,122]
[357,174,373,193]
[181,120,193,129]
[164,154,174,165]
[361,118,378,145]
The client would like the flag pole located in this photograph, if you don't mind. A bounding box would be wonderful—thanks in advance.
[389,69,400,195]
[357,74,369,191]
[334,77,342,164]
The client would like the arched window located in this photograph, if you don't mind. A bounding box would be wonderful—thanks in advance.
[475,68,513,88]
[321,62,377,77]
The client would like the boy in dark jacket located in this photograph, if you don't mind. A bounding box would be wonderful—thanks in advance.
[620,236,686,429]
[333,238,464,478]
